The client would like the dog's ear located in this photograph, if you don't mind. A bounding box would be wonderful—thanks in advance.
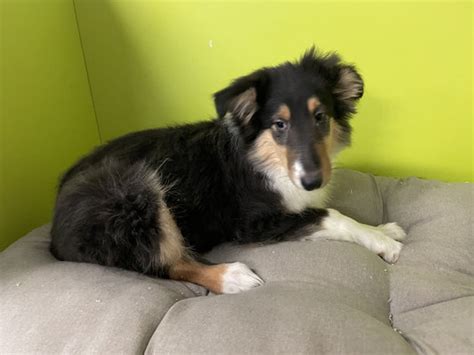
[213,69,268,123]
[332,65,364,115]
[300,47,364,118]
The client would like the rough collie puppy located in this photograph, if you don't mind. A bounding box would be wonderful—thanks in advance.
[51,48,405,294]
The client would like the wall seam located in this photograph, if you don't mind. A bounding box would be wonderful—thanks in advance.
[72,0,103,143]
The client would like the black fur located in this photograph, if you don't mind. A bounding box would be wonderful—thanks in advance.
[51,160,166,275]
[50,47,363,276]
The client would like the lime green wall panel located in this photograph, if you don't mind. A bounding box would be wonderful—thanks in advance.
[0,0,100,249]
[76,0,472,182]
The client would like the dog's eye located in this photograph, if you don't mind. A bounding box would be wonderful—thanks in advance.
[273,120,288,131]
[314,112,327,124]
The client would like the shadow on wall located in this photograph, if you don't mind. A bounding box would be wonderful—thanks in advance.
[75,0,225,142]
[75,0,161,142]
[0,0,100,250]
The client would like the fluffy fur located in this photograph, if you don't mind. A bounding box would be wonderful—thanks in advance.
[50,47,405,293]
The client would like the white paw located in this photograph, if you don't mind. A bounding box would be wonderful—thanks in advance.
[376,237,403,264]
[221,262,264,294]
[378,222,406,241]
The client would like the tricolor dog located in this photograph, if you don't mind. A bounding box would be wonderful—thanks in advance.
[51,48,405,294]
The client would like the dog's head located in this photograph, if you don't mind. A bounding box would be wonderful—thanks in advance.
[214,47,363,191]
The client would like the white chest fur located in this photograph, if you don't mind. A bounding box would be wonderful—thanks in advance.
[263,166,330,213]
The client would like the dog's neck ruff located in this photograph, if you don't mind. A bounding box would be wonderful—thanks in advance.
[257,164,330,213]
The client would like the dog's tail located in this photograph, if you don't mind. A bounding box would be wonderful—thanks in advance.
[50,159,166,275]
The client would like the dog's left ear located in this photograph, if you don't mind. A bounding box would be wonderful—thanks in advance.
[332,64,364,116]
[213,69,268,124]
[300,47,364,118]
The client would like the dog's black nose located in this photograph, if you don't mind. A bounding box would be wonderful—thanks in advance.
[301,172,322,191]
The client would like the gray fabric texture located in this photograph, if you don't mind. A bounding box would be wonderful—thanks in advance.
[0,169,472,354]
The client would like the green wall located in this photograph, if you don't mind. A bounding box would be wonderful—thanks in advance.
[0,0,100,249]
[1,0,472,250]
[75,0,472,182]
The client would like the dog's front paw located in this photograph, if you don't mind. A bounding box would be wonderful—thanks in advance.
[377,237,403,264]
[378,222,406,241]
[221,262,264,294]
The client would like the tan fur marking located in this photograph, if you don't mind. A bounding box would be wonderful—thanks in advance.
[324,118,336,154]
[307,97,321,113]
[249,129,288,172]
[275,104,291,121]
[169,258,227,294]
[324,118,345,155]
[286,148,298,186]
[158,203,185,267]
[315,142,332,186]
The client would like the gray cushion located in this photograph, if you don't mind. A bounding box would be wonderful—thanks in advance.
[1,169,472,354]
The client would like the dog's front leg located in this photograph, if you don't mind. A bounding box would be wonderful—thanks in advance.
[302,209,406,263]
